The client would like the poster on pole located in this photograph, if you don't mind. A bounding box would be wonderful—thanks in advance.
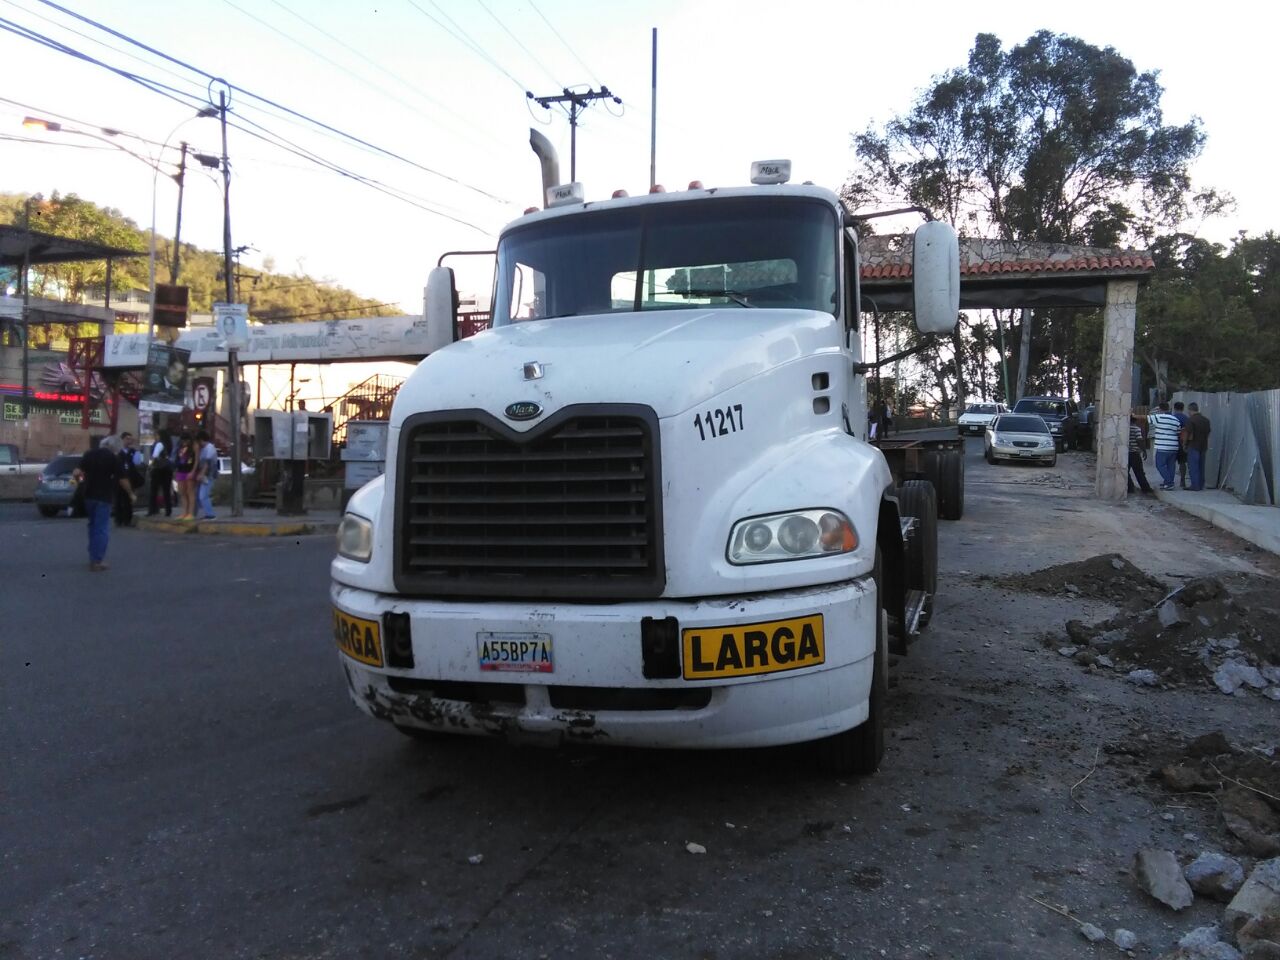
[213,302,249,350]
[138,342,191,413]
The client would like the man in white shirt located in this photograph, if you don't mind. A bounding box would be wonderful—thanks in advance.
[1147,401,1183,491]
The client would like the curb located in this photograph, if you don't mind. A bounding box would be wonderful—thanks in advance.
[136,517,339,538]
[1154,490,1280,557]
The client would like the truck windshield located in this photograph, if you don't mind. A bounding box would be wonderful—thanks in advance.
[492,197,839,324]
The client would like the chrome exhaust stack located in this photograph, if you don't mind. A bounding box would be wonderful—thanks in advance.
[529,128,560,208]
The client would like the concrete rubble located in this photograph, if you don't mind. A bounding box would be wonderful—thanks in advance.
[1136,848,1196,910]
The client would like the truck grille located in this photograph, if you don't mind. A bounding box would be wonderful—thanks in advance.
[396,407,664,599]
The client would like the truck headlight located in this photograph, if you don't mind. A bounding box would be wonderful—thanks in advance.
[727,509,857,565]
[337,513,373,562]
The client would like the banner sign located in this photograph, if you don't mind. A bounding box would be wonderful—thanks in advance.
[138,342,191,413]
[3,400,106,425]
[213,302,250,350]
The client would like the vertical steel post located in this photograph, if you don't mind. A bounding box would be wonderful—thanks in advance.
[218,90,244,516]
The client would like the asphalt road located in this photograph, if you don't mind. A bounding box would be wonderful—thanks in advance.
[4,440,1274,959]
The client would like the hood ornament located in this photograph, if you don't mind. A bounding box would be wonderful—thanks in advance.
[522,361,545,381]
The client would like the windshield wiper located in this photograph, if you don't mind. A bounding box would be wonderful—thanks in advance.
[682,288,755,308]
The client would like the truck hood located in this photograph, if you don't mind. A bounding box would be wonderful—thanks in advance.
[392,308,841,422]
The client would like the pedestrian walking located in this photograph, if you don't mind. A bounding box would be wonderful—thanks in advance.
[115,431,145,527]
[879,400,893,438]
[174,433,196,519]
[1147,402,1183,490]
[147,428,174,516]
[194,429,218,520]
[867,405,878,440]
[1184,402,1212,491]
[1127,413,1153,494]
[74,434,128,571]
[1172,401,1191,489]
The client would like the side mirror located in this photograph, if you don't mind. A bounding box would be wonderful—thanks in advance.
[423,266,459,352]
[912,221,960,334]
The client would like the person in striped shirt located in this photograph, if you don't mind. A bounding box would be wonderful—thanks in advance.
[1127,414,1153,494]
[1148,401,1184,490]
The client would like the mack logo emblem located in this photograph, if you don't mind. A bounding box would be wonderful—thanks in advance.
[504,401,542,421]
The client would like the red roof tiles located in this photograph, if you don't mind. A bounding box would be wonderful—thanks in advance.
[861,253,1154,282]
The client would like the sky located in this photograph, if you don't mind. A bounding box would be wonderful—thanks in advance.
[3,0,1279,322]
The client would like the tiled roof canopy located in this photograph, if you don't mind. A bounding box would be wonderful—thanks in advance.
[858,235,1154,310]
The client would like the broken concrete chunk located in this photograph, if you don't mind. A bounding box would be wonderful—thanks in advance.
[1091,629,1125,653]
[1059,646,1079,657]
[1215,662,1268,694]
[1238,914,1280,959]
[1128,669,1160,687]
[1135,848,1195,910]
[1178,925,1242,959]
[1222,790,1280,859]
[1079,922,1106,942]
[1262,665,1280,685]
[1160,600,1191,629]
[1111,557,1126,571]
[1225,859,1280,943]
[1113,928,1138,950]
[1265,688,1280,702]
[685,841,706,855]
[1185,852,1246,901]
[1097,655,1116,669]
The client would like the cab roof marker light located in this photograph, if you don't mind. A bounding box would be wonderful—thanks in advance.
[545,182,585,208]
[687,180,704,190]
[522,206,539,215]
[611,189,630,199]
[750,159,791,185]
[649,184,666,194]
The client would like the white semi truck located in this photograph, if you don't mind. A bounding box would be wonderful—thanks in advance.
[330,141,962,775]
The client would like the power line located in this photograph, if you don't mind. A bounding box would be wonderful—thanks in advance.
[263,0,506,151]
[526,0,601,87]
[474,0,560,88]
[402,0,529,94]
[29,0,516,205]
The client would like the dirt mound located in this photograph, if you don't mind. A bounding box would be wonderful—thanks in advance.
[1106,730,1280,858]
[996,552,1168,605]
[1058,573,1280,690]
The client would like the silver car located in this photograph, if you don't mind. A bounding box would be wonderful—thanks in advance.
[984,414,1057,466]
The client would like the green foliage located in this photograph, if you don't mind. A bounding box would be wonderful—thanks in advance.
[1138,232,1280,391]
[845,30,1232,405]
[1,192,399,323]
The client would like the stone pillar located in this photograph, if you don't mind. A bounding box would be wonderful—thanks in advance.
[1095,279,1139,501]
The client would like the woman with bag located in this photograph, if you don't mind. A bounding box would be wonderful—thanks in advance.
[148,428,174,517]
[173,433,197,520]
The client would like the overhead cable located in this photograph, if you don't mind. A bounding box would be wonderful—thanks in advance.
[30,0,515,205]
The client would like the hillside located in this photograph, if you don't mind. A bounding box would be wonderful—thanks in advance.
[1,192,402,323]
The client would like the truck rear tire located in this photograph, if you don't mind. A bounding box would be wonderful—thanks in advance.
[897,479,938,628]
[815,548,886,776]
[934,449,964,521]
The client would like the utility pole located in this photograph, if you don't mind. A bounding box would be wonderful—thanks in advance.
[1016,307,1032,401]
[528,86,622,181]
[19,197,32,422]
[217,88,244,517]
[170,142,188,283]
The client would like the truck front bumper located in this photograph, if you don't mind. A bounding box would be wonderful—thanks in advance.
[330,576,878,750]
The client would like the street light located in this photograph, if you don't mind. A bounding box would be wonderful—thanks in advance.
[22,110,215,339]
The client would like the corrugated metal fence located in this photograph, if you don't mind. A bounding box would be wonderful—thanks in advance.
[1173,389,1279,506]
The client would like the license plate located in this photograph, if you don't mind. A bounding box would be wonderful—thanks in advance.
[682,614,824,680]
[333,608,383,667]
[477,632,553,673]
[47,479,70,489]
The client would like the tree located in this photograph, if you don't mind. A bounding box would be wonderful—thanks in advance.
[846,30,1209,404]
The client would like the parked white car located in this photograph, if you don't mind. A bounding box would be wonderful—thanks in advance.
[957,402,1007,436]
[984,414,1057,466]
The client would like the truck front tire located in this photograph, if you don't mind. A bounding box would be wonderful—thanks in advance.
[815,548,886,776]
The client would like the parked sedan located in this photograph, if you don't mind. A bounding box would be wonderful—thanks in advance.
[33,454,82,517]
[984,414,1057,467]
[957,402,1007,436]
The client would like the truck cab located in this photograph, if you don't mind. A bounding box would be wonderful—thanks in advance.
[331,161,958,774]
